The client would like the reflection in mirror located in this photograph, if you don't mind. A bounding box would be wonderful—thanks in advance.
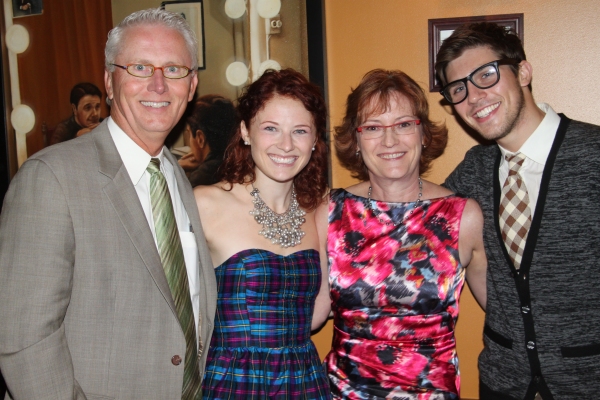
[112,0,310,150]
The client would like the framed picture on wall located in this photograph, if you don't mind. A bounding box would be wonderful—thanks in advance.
[161,0,206,70]
[12,0,43,18]
[428,13,524,92]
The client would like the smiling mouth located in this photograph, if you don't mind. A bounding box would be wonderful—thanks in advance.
[269,155,297,164]
[141,101,170,108]
[379,152,405,160]
[475,102,500,118]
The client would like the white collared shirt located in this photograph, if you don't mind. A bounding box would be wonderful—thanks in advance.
[107,117,200,339]
[498,103,561,216]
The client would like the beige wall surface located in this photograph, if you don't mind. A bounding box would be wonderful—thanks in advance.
[318,1,600,399]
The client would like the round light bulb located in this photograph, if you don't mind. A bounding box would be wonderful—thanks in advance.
[226,61,249,86]
[224,0,246,19]
[6,24,30,54]
[11,104,35,133]
[256,0,281,19]
[258,59,281,77]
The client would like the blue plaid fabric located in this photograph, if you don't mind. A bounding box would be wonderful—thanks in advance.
[202,249,331,399]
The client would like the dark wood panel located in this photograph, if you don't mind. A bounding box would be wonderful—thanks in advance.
[14,0,113,156]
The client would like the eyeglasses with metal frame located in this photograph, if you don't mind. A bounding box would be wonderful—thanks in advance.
[111,63,193,79]
[440,58,521,105]
[357,119,421,140]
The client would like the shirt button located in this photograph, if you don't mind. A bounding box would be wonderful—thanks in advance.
[527,341,535,350]
[521,306,530,314]
[171,355,182,365]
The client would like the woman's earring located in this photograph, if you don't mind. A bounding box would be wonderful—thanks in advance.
[244,140,250,145]
[312,146,315,152]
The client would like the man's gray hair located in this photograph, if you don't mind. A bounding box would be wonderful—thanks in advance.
[105,8,198,71]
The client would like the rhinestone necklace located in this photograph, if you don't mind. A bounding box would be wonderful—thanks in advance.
[366,177,423,226]
[249,185,306,248]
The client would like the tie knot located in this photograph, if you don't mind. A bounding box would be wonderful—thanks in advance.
[505,153,525,175]
[147,158,161,174]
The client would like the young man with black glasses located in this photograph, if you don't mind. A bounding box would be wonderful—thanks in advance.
[436,22,600,400]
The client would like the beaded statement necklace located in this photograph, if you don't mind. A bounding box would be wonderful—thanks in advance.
[249,185,306,248]
[366,177,423,226]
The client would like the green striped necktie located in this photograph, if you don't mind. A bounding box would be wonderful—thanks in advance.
[147,158,202,399]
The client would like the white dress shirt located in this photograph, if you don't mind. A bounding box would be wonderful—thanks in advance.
[498,103,561,217]
[107,117,200,339]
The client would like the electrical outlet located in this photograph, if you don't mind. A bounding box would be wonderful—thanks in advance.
[267,14,282,35]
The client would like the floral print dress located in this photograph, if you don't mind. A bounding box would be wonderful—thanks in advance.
[325,188,468,400]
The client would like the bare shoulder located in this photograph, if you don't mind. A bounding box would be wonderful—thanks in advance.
[193,182,236,214]
[314,197,329,227]
[194,181,230,202]
[457,198,484,266]
[421,180,453,199]
[344,181,369,197]
[460,198,484,232]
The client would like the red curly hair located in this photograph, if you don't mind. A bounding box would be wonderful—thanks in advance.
[220,68,329,211]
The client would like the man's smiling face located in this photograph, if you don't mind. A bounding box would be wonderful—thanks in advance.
[105,23,197,151]
[445,46,525,144]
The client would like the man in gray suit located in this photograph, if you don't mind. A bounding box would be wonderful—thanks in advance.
[0,8,217,399]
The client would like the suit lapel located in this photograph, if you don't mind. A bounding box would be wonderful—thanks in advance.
[94,126,178,315]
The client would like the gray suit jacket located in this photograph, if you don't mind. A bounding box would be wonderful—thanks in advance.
[0,122,217,399]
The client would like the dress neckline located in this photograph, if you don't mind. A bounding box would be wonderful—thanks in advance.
[216,248,319,269]
[339,187,456,205]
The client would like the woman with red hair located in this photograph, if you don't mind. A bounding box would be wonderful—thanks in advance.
[195,68,331,399]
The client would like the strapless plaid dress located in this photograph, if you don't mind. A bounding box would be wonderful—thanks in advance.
[202,248,331,399]
[325,189,468,400]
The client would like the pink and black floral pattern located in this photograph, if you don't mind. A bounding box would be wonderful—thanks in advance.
[325,189,468,399]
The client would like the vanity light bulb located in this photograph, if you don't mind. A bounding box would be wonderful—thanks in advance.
[6,25,30,54]
[11,104,35,134]
[224,0,247,19]
[226,61,249,86]
[256,0,281,19]
[258,59,281,77]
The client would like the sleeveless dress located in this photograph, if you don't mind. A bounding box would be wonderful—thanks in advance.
[202,248,331,399]
[324,189,468,400]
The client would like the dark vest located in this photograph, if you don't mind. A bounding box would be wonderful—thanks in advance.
[444,115,600,400]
